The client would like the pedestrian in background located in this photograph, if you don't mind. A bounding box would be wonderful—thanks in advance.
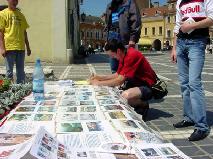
[0,0,31,84]
[105,0,141,73]
[171,0,213,141]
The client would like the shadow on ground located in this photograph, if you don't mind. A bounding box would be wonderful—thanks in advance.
[86,54,110,64]
[146,108,174,121]
[207,111,213,126]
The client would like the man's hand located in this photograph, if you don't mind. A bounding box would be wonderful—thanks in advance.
[26,48,31,56]
[180,21,195,33]
[0,48,6,57]
[171,49,177,63]
[89,79,100,86]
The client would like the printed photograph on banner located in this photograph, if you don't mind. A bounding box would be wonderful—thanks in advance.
[102,105,124,111]
[80,101,95,106]
[40,100,57,106]
[108,111,127,119]
[0,134,33,146]
[86,121,104,131]
[79,91,93,96]
[8,114,32,122]
[57,134,83,149]
[15,106,36,113]
[127,112,142,121]
[99,99,117,105]
[159,147,177,156]
[80,106,96,112]
[19,100,37,106]
[80,114,97,120]
[113,120,139,130]
[59,100,77,106]
[78,95,91,101]
[44,95,57,100]
[101,143,129,153]
[45,91,60,96]
[57,123,83,133]
[124,132,162,144]
[64,90,76,96]
[166,156,185,159]
[77,151,88,157]
[141,148,160,157]
[57,107,78,113]
[0,145,17,158]
[61,95,76,100]
[114,154,139,159]
[34,114,54,121]
[38,106,56,113]
[96,91,110,96]
[96,95,113,100]
[57,114,78,121]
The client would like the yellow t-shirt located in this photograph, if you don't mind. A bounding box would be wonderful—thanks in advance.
[0,8,29,51]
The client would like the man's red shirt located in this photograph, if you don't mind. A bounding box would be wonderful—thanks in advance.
[117,47,156,87]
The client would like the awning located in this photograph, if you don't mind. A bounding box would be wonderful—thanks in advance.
[138,38,152,45]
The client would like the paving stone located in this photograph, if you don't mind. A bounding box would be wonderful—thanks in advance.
[192,156,212,159]
[171,139,195,147]
[200,146,213,155]
[178,146,206,156]
[192,137,213,146]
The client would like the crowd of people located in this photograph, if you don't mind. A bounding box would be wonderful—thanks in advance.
[0,0,213,141]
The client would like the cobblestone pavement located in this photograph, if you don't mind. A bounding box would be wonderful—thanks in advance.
[1,52,213,158]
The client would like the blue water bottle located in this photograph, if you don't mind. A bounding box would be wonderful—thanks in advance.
[33,58,44,101]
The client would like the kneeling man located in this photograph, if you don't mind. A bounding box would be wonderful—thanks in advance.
[89,39,157,120]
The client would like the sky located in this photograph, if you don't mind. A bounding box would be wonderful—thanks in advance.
[80,0,167,17]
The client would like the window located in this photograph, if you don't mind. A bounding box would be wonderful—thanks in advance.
[167,16,171,23]
[167,30,171,38]
[91,32,93,38]
[81,31,84,38]
[145,28,148,35]
[87,32,89,38]
[159,27,162,35]
[171,3,175,9]
[152,27,155,35]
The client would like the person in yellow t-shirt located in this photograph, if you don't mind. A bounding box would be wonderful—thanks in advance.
[0,0,31,84]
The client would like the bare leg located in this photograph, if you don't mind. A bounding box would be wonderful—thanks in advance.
[121,87,148,108]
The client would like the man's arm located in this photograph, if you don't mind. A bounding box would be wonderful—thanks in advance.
[90,74,125,87]
[181,0,213,33]
[171,1,181,63]
[129,0,141,45]
[91,73,118,81]
[171,34,177,63]
[24,31,31,56]
[0,30,6,57]
[181,18,213,33]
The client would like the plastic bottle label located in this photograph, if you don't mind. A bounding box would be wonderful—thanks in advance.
[33,79,44,101]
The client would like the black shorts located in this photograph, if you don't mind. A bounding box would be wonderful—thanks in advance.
[138,86,153,101]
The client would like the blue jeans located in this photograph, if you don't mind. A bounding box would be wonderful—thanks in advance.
[5,51,25,84]
[109,58,119,74]
[176,38,209,131]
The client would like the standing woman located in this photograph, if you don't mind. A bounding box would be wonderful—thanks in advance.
[105,0,141,73]
[171,0,213,141]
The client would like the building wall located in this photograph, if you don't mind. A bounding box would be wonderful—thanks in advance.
[0,0,54,64]
[80,22,105,48]
[141,18,165,46]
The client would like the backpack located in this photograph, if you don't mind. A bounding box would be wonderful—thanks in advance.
[151,77,168,99]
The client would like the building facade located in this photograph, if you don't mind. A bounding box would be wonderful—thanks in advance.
[0,0,80,64]
[80,15,105,49]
